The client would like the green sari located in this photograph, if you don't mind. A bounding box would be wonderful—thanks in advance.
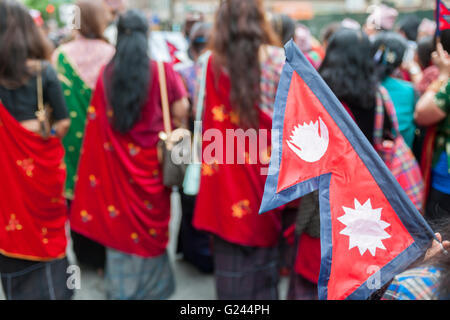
[55,50,93,199]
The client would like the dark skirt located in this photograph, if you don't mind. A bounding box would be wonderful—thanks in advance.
[287,272,318,300]
[279,206,298,273]
[68,199,106,271]
[213,236,279,300]
[105,248,175,300]
[178,192,214,273]
[71,230,106,271]
[0,254,73,300]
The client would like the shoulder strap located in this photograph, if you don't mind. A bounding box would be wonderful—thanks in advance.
[157,61,172,135]
[373,87,400,148]
[36,61,45,115]
[373,90,385,148]
[379,87,400,134]
[195,51,212,122]
[191,51,211,164]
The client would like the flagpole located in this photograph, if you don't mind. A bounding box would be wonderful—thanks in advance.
[436,0,441,43]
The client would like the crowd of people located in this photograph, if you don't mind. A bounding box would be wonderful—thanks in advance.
[0,0,449,300]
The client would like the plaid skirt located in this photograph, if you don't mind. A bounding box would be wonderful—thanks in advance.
[287,273,318,300]
[213,236,279,300]
[0,255,73,300]
[105,248,175,300]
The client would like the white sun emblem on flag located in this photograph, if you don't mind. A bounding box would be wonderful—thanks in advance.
[338,199,391,256]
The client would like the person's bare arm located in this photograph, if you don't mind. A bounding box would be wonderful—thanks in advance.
[171,97,189,129]
[415,42,449,126]
[53,118,71,139]
[414,89,447,126]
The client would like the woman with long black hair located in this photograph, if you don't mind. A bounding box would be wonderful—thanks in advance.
[0,0,71,300]
[70,9,189,300]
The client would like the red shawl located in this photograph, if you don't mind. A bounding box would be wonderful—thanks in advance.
[294,234,321,284]
[70,73,171,258]
[193,57,282,248]
[0,103,67,261]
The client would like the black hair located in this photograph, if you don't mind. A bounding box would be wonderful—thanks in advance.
[319,28,380,143]
[104,9,150,133]
[271,14,296,46]
[417,36,434,69]
[397,15,421,41]
[320,21,342,46]
[319,28,378,111]
[372,31,408,80]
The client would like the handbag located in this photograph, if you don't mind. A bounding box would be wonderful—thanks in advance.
[373,87,425,212]
[156,61,191,188]
[182,51,211,196]
[35,61,52,139]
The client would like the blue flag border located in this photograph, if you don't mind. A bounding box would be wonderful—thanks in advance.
[259,40,435,300]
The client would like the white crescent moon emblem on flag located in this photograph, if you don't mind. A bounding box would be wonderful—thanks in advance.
[286,117,329,163]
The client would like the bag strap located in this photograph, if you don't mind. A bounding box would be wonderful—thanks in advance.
[373,91,385,148]
[157,61,172,136]
[36,61,45,117]
[195,51,212,122]
[191,51,211,164]
[379,86,400,134]
[373,87,400,148]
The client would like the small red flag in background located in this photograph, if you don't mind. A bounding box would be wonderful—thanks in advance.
[437,0,450,33]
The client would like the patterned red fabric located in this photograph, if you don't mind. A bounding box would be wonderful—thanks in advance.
[373,87,424,212]
[0,103,67,261]
[438,0,450,32]
[193,56,282,248]
[70,73,171,258]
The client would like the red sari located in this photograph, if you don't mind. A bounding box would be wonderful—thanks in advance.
[193,57,282,248]
[0,103,67,261]
[70,67,174,258]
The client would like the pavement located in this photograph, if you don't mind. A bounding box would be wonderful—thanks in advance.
[0,191,289,300]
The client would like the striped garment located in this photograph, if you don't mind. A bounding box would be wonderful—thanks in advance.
[382,266,441,300]
[373,87,425,211]
[259,45,285,117]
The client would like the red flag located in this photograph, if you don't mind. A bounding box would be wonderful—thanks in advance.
[437,0,450,32]
[166,40,182,65]
[260,41,435,300]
